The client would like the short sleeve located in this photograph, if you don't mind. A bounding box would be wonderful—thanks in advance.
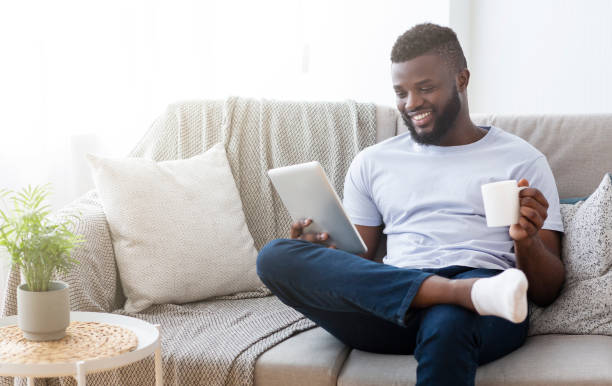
[515,156,564,233]
[342,152,383,226]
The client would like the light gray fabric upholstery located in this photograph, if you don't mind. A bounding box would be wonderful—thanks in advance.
[374,105,398,143]
[254,327,350,386]
[337,335,612,386]
[131,98,377,251]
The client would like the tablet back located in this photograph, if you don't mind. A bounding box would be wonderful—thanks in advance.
[267,161,367,254]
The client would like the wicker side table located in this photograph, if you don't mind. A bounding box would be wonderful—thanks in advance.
[0,311,162,386]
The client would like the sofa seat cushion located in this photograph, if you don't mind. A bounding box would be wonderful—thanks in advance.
[255,327,350,386]
[337,334,612,385]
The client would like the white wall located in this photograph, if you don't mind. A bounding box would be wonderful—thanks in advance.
[0,0,448,209]
[463,0,612,114]
[4,0,611,211]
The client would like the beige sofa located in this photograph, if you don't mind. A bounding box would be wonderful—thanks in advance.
[254,111,612,385]
[2,105,611,385]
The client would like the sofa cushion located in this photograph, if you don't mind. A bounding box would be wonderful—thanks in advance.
[559,196,588,204]
[254,327,350,386]
[529,173,612,336]
[374,105,398,143]
[337,335,612,385]
[87,143,262,313]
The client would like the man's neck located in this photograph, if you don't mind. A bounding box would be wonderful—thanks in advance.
[437,114,485,147]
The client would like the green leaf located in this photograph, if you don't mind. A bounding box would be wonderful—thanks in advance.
[0,184,84,290]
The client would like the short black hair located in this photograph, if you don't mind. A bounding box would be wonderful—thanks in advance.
[391,23,467,71]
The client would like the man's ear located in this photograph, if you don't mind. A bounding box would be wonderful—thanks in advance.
[456,68,470,92]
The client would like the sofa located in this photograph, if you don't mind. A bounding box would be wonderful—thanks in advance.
[1,100,611,386]
[255,111,612,386]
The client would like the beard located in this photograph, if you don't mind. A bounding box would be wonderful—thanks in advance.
[401,87,461,146]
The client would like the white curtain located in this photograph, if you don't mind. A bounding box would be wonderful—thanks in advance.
[0,0,448,209]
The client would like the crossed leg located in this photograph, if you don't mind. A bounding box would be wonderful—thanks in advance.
[256,238,529,385]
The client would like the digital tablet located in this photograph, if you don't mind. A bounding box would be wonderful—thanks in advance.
[267,161,368,254]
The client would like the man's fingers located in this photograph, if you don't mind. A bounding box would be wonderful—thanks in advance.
[509,223,529,240]
[519,187,549,209]
[520,206,544,229]
[520,196,548,222]
[520,196,545,210]
[302,232,328,242]
[290,219,331,246]
[518,216,538,236]
[300,233,318,243]
[290,218,313,239]
[290,222,303,239]
[300,232,328,244]
[517,179,548,208]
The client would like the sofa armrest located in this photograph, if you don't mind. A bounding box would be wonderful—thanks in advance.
[1,190,124,317]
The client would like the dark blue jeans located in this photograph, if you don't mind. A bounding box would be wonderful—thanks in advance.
[257,239,529,386]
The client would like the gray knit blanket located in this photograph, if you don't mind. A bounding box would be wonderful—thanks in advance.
[1,97,376,385]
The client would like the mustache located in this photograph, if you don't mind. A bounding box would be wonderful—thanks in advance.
[401,110,415,121]
[401,109,432,121]
[400,111,412,128]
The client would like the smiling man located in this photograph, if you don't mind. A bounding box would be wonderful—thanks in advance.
[257,23,565,385]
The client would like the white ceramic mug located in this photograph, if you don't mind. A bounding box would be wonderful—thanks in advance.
[481,180,528,227]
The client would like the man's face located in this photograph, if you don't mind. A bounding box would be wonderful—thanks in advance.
[391,54,461,145]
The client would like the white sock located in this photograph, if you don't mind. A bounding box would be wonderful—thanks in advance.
[470,268,528,323]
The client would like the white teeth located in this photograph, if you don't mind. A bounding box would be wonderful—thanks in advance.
[412,111,431,121]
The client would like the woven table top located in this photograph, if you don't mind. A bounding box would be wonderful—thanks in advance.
[0,321,138,364]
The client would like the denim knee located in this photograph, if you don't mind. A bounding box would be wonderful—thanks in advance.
[415,305,480,385]
[257,238,303,283]
[416,304,479,352]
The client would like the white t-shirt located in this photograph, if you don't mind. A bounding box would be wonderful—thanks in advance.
[343,126,564,270]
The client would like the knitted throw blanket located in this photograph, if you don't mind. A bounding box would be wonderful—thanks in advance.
[131,97,377,250]
[1,97,376,386]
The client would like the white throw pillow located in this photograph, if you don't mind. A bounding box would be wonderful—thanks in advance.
[529,173,612,336]
[87,143,262,313]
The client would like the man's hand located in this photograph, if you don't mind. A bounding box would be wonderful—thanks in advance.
[290,218,336,248]
[509,179,549,242]
[511,179,564,306]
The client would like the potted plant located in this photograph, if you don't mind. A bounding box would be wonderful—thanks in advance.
[0,185,83,341]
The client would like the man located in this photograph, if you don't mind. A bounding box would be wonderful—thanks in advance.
[257,23,564,385]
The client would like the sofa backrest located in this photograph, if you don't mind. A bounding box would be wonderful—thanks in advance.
[132,98,377,250]
[374,106,612,199]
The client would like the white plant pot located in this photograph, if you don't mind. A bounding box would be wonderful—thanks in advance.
[17,280,70,341]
